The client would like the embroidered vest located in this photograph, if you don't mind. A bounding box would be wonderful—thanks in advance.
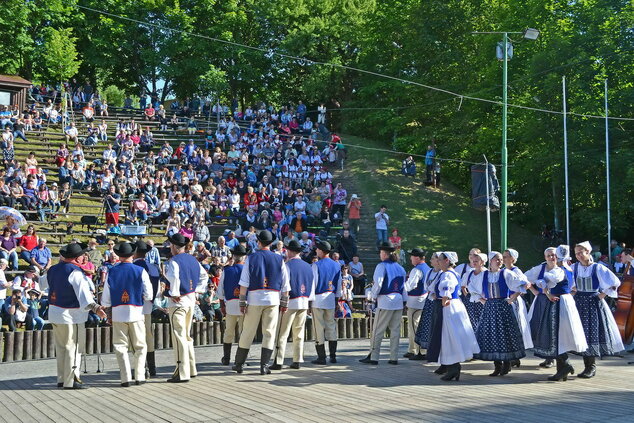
[287,258,314,299]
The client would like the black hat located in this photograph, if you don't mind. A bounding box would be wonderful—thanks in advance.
[256,230,274,245]
[60,242,88,259]
[135,240,150,254]
[230,245,248,256]
[285,239,303,253]
[408,247,426,257]
[113,242,137,258]
[378,241,396,252]
[25,265,38,274]
[315,239,332,253]
[167,233,190,247]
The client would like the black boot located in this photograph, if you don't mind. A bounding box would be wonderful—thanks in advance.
[312,344,328,365]
[577,356,596,379]
[500,360,511,376]
[359,353,378,365]
[328,341,338,363]
[440,363,461,381]
[410,352,426,361]
[221,343,232,366]
[489,361,502,377]
[548,354,574,381]
[260,348,273,375]
[510,359,521,368]
[147,351,157,377]
[434,365,447,375]
[539,358,554,368]
[232,347,249,374]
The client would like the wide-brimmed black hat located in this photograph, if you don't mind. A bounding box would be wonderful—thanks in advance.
[230,245,248,256]
[25,265,38,274]
[285,239,303,253]
[60,242,88,259]
[408,247,426,257]
[315,239,332,253]
[114,242,137,258]
[378,241,396,252]
[135,240,150,254]
[167,233,190,247]
[256,230,274,245]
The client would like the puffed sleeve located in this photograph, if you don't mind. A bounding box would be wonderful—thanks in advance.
[437,272,459,298]
[370,262,385,301]
[404,268,422,292]
[524,264,546,289]
[503,269,527,293]
[595,264,621,298]
[466,272,483,302]
[461,270,472,288]
[543,267,566,289]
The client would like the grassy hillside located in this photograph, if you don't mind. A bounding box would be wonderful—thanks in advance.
[343,134,543,266]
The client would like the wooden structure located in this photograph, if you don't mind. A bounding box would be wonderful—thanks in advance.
[0,74,32,110]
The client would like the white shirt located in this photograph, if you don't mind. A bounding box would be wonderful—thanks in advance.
[374,212,389,230]
[48,269,95,325]
[573,262,621,297]
[370,262,405,310]
[217,271,241,316]
[101,265,153,322]
[311,260,343,310]
[404,266,428,309]
[454,263,474,286]
[239,254,291,306]
[0,269,10,300]
[165,256,209,308]
[286,257,315,310]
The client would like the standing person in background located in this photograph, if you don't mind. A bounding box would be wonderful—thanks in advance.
[346,194,362,236]
[217,245,247,366]
[425,144,436,184]
[403,248,430,361]
[374,205,389,250]
[317,103,327,124]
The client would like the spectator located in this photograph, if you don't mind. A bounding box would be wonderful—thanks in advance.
[425,144,436,183]
[104,185,121,230]
[402,156,416,177]
[0,227,18,270]
[18,224,38,264]
[433,160,441,187]
[152,284,170,323]
[30,238,52,273]
[374,205,390,250]
[85,238,103,267]
[332,183,347,222]
[64,122,79,143]
[337,229,357,264]
[2,290,32,331]
[199,282,222,321]
[26,289,44,330]
[290,211,307,235]
[210,236,231,266]
[349,255,367,295]
[346,193,362,236]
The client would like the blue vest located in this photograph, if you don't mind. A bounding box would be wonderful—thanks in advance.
[551,268,575,296]
[408,263,430,296]
[286,258,314,299]
[315,257,341,295]
[165,253,201,296]
[535,263,547,294]
[378,261,405,295]
[134,259,160,301]
[223,264,243,301]
[248,250,283,291]
[48,262,82,309]
[482,269,510,299]
[434,270,460,299]
[108,263,145,307]
[572,263,600,292]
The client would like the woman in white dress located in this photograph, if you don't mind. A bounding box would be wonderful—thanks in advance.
[414,253,443,356]
[427,252,479,381]
[457,248,478,326]
[461,252,487,329]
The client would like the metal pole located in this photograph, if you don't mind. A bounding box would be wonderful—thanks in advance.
[483,155,492,255]
[562,76,570,246]
[604,79,611,263]
[500,32,509,251]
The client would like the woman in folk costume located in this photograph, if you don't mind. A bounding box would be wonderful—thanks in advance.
[426,252,479,381]
[529,245,588,381]
[468,251,526,376]
[503,248,534,368]
[457,248,480,328]
[524,247,558,368]
[572,241,624,378]
[460,252,487,329]
[414,252,443,354]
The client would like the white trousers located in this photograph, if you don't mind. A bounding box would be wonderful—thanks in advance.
[370,309,402,361]
[223,314,243,344]
[168,305,196,380]
[312,307,337,345]
[113,320,147,383]
[407,307,423,354]
[52,323,85,388]
[238,305,279,350]
[274,309,307,364]
[144,314,154,353]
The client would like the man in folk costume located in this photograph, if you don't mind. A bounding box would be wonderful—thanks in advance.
[233,230,290,375]
[403,248,430,361]
[48,243,106,389]
[572,241,624,378]
[101,242,153,387]
[133,240,161,376]
[310,239,342,365]
[270,239,315,370]
[164,233,209,383]
[217,244,248,365]
[360,241,406,365]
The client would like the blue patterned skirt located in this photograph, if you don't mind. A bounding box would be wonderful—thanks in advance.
[529,293,551,342]
[531,298,558,359]
[474,298,526,361]
[425,299,444,363]
[415,297,435,349]
[574,292,622,357]
[461,293,484,330]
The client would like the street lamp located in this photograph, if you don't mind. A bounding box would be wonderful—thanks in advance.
[473,28,539,250]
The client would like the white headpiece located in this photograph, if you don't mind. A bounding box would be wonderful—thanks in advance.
[488,251,501,261]
[442,251,459,264]
[544,247,557,256]
[506,248,519,261]
[476,253,488,263]
[576,241,592,252]
[556,245,571,261]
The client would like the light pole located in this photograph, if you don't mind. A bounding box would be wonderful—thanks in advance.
[473,28,539,250]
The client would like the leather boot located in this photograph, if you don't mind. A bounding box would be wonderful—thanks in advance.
[500,360,511,376]
[221,343,232,366]
[260,348,273,375]
[312,344,327,365]
[146,351,157,377]
[489,361,502,377]
[440,363,461,381]
[548,354,574,381]
[577,356,596,378]
[434,365,447,375]
[232,347,249,374]
[328,341,338,363]
[539,358,554,368]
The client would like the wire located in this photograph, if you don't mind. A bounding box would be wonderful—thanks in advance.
[74,4,634,122]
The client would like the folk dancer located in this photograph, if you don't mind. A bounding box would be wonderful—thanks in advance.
[469,251,526,377]
[360,241,407,365]
[457,248,480,329]
[427,252,479,381]
[572,241,624,378]
[311,240,342,365]
[48,243,106,389]
[133,240,161,376]
[217,244,248,365]
[270,239,315,370]
[233,230,290,375]
[414,252,443,356]
[101,242,153,387]
[164,233,209,383]
[461,252,488,330]
[403,248,430,360]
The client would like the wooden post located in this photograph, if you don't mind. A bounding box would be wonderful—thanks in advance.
[202,322,209,345]
[153,323,160,350]
[401,316,407,338]
[33,330,41,359]
[337,319,343,339]
[102,327,111,353]
[213,321,221,344]
[155,323,164,350]
[353,318,360,338]
[3,332,14,362]
[305,319,313,341]
[14,331,24,361]
[345,319,353,339]
[85,328,94,355]
[191,322,199,347]
[164,323,171,348]
[24,331,33,360]
[360,317,367,338]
